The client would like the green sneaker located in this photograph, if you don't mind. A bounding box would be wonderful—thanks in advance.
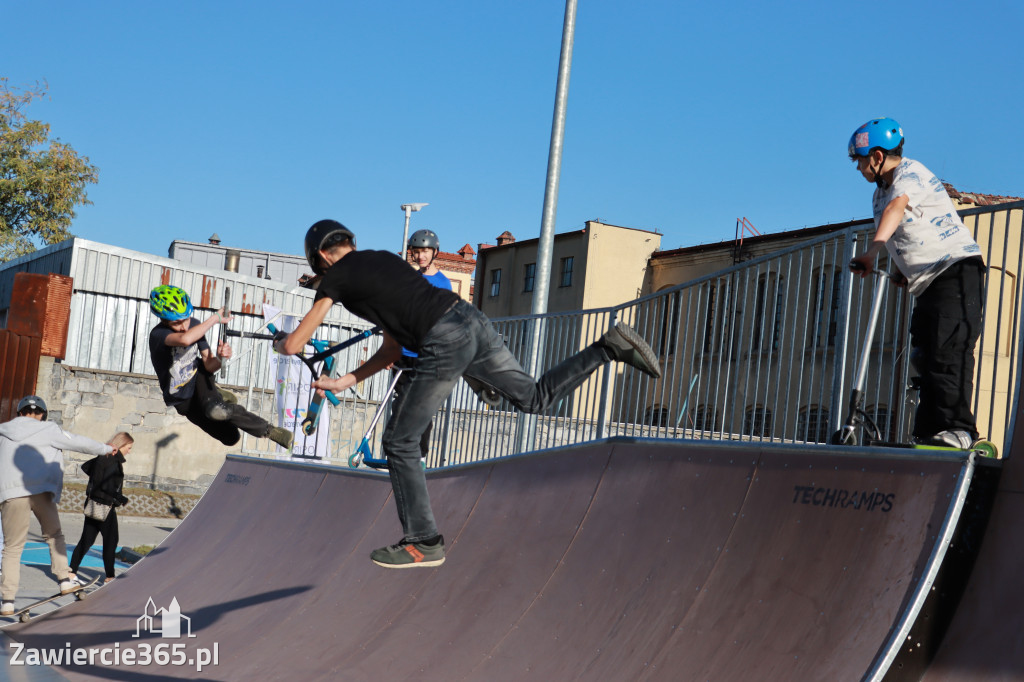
[599,323,662,378]
[371,536,445,569]
[217,388,238,405]
[268,426,294,450]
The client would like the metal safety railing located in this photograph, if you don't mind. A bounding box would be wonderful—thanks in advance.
[59,202,1024,468]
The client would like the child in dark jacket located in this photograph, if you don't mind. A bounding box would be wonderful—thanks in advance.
[69,432,134,584]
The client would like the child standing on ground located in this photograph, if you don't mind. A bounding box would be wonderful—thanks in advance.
[275,220,662,569]
[148,285,293,450]
[69,432,134,586]
[848,117,986,448]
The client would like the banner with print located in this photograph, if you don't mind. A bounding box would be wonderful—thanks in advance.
[263,304,331,459]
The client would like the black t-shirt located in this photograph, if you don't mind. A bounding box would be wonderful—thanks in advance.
[314,250,461,352]
[149,319,210,406]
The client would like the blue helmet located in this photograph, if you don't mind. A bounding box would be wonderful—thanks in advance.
[848,118,904,158]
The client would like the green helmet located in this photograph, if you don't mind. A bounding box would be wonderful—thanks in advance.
[150,285,193,321]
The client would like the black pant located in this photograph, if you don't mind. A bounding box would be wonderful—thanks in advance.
[70,508,119,579]
[176,369,271,446]
[910,257,985,440]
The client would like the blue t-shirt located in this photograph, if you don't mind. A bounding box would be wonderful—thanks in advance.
[402,269,453,358]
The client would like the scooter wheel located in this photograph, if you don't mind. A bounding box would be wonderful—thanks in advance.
[830,429,858,446]
[971,440,1000,459]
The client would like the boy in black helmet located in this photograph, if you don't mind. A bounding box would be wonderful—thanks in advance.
[276,219,661,569]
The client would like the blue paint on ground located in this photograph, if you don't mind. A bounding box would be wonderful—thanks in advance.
[20,542,130,571]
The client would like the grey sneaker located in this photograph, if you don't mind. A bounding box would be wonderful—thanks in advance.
[599,323,662,378]
[268,427,294,450]
[927,430,974,449]
[371,536,445,569]
[1,601,14,616]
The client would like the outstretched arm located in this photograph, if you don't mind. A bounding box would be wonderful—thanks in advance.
[274,298,334,356]
[164,308,232,347]
[312,332,403,394]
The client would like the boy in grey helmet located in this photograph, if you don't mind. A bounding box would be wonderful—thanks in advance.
[0,396,117,615]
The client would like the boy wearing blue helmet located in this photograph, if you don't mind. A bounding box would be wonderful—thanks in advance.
[148,285,294,450]
[848,118,986,449]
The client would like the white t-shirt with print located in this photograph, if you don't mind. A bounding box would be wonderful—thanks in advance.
[872,158,982,296]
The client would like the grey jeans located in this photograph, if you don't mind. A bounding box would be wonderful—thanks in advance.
[382,300,608,542]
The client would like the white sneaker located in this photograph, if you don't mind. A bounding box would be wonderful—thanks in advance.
[1,601,14,616]
[929,430,974,449]
[59,578,83,595]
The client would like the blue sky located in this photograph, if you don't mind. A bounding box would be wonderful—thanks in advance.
[4,1,1022,263]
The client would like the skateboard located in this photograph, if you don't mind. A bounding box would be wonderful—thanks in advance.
[4,575,101,623]
[871,438,999,459]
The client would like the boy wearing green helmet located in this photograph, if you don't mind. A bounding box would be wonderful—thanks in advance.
[847,118,986,449]
[148,285,294,450]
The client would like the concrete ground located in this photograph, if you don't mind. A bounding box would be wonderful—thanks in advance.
[0,512,180,622]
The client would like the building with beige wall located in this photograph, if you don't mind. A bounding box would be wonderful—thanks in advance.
[474,221,662,318]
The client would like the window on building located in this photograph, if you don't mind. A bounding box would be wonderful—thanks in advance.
[691,405,719,434]
[810,269,841,348]
[868,404,898,442]
[560,257,574,287]
[644,406,670,428]
[524,263,536,292]
[659,290,682,356]
[743,406,773,438]
[490,269,502,298]
[797,406,831,444]
[752,275,785,353]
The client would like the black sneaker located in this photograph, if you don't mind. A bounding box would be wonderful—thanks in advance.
[599,323,662,378]
[370,536,445,569]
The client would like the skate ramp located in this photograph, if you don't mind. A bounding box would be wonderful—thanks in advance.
[2,439,972,681]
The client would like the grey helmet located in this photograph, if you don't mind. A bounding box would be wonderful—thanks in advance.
[17,395,47,418]
[408,229,440,252]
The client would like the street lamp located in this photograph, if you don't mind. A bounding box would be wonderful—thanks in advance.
[400,203,429,262]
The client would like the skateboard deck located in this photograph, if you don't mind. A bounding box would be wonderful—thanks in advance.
[4,575,101,623]
[869,439,999,459]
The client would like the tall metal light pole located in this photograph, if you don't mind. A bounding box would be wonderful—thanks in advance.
[517,0,578,453]
[400,203,429,262]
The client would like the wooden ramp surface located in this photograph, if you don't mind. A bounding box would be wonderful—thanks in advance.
[3,440,970,681]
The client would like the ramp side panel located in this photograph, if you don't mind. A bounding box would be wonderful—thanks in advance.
[920,492,1024,681]
[476,441,759,681]
[651,451,966,681]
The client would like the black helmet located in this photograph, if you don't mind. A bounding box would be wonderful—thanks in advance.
[17,395,47,418]
[408,229,440,251]
[304,220,355,275]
